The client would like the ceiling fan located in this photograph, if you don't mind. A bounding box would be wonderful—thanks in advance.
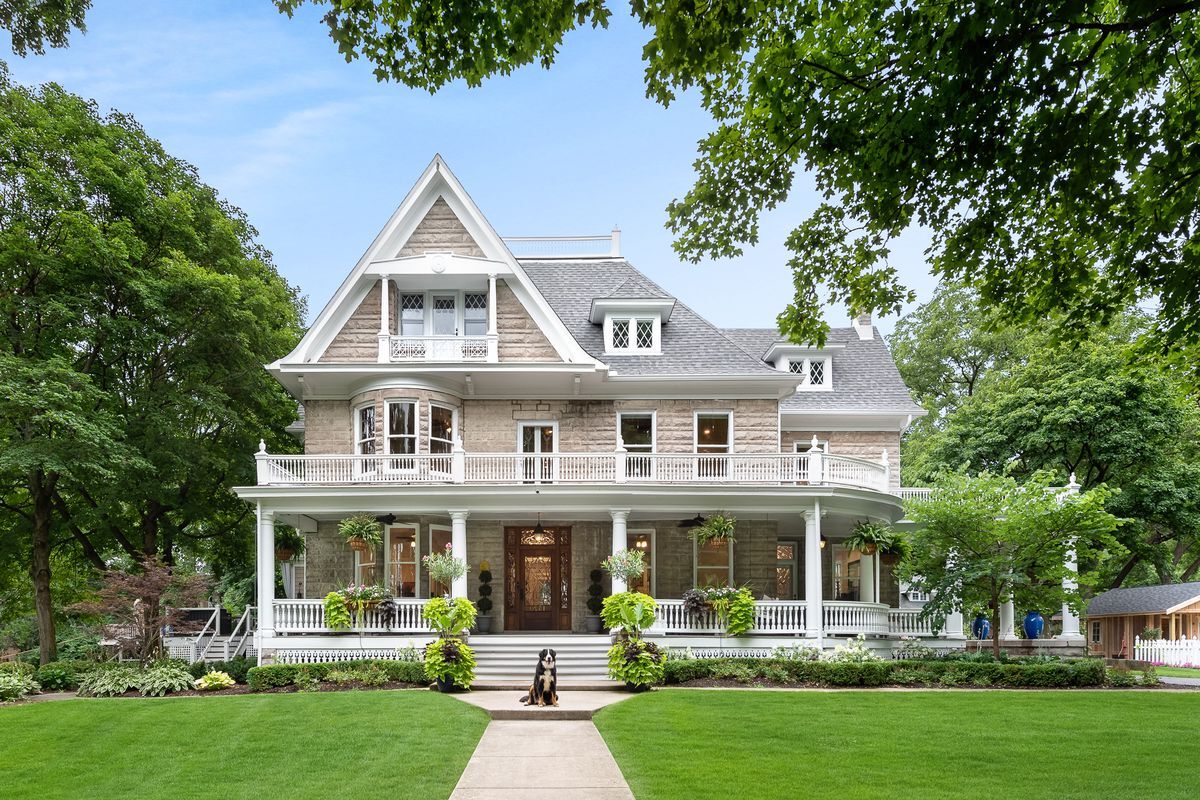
[677,513,707,529]
[375,513,396,525]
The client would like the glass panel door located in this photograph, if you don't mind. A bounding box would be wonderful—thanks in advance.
[387,527,417,598]
[775,541,798,600]
[519,423,556,482]
[432,295,456,335]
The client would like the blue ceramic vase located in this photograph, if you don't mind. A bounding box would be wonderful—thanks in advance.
[971,614,991,640]
[1023,611,1045,640]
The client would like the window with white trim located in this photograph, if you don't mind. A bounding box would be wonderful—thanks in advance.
[618,412,655,478]
[788,357,832,389]
[387,525,418,597]
[429,403,456,455]
[695,538,733,587]
[386,400,417,468]
[695,411,732,479]
[607,317,658,352]
[354,542,380,585]
[355,405,376,455]
[793,439,829,453]
[612,319,630,349]
[907,590,931,603]
[463,293,488,335]
[627,530,655,595]
[400,294,424,335]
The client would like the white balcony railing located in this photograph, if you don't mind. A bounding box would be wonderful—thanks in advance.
[273,598,430,634]
[823,601,890,635]
[255,449,892,493]
[888,608,936,636]
[389,334,497,363]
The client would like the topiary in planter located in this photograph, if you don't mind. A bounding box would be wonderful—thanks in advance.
[586,568,604,632]
[476,568,493,633]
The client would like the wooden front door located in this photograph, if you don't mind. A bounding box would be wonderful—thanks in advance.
[505,527,571,630]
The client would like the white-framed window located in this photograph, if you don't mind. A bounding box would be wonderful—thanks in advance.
[428,525,452,597]
[775,541,798,600]
[354,539,381,585]
[695,538,733,587]
[907,590,930,603]
[386,400,417,468]
[618,411,655,478]
[463,292,488,335]
[788,357,832,389]
[355,404,377,455]
[400,294,425,335]
[429,403,456,454]
[627,529,655,595]
[385,524,419,598]
[793,439,829,453]
[605,316,660,353]
[1091,621,1102,643]
[695,411,732,453]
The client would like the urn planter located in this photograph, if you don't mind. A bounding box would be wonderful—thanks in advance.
[1023,611,1045,640]
[971,614,991,641]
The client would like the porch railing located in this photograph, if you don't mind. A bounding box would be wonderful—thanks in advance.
[888,608,936,636]
[823,601,890,635]
[389,334,498,363]
[255,450,890,493]
[273,598,430,634]
[651,599,808,635]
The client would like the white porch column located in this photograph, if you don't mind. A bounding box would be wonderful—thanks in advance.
[487,273,498,335]
[804,503,823,641]
[941,549,965,638]
[450,510,469,598]
[255,505,276,652]
[378,274,391,361]
[610,510,630,594]
[1000,598,1019,640]
[1057,473,1085,642]
[860,553,875,604]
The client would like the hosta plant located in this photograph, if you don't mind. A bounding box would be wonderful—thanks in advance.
[79,665,140,697]
[138,663,195,697]
[0,672,40,702]
[194,671,236,691]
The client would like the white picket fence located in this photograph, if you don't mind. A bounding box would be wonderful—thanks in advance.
[1135,636,1200,667]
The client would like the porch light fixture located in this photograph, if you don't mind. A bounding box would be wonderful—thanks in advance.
[533,513,545,535]
[819,534,827,549]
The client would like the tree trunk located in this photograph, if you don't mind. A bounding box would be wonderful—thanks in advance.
[991,604,1002,659]
[29,468,57,665]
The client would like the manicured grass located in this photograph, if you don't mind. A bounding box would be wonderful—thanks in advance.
[595,689,1200,800]
[0,690,488,800]
[1151,666,1200,678]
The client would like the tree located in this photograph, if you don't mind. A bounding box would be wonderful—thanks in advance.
[0,69,304,662]
[901,472,1120,657]
[0,0,89,55]
[908,327,1200,590]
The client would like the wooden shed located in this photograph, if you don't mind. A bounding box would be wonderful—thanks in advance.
[1086,581,1200,658]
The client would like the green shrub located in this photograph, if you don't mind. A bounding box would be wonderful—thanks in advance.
[188,656,252,684]
[607,637,665,686]
[1068,658,1107,687]
[35,661,79,691]
[194,671,236,691]
[0,660,36,677]
[1108,666,1137,687]
[246,658,428,691]
[424,639,476,688]
[1139,665,1161,686]
[293,665,321,691]
[601,592,657,635]
[0,671,40,701]
[711,661,755,682]
[663,658,716,684]
[79,664,140,697]
[139,663,195,697]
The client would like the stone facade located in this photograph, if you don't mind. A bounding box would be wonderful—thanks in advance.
[349,388,463,454]
[303,400,352,455]
[496,280,559,362]
[396,197,485,258]
[319,283,381,362]
[781,429,901,489]
[461,400,617,452]
[615,399,779,453]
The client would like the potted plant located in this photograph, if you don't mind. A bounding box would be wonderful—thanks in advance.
[341,583,385,625]
[585,568,605,633]
[422,596,478,691]
[476,563,494,633]
[423,543,468,597]
[601,592,665,690]
[690,513,736,545]
[338,514,382,554]
[274,527,305,563]
[601,548,647,588]
[844,520,907,557]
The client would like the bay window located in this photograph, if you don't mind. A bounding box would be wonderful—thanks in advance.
[355,405,376,455]
[386,400,417,469]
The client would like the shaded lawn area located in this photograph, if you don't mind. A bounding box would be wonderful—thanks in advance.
[595,689,1200,800]
[0,690,488,800]
[1152,666,1200,678]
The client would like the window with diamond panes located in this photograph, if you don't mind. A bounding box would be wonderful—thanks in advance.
[464,292,487,335]
[612,319,630,349]
[788,360,804,374]
[400,294,424,335]
[635,319,654,349]
[808,359,825,386]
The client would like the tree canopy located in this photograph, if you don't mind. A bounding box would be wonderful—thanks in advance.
[6,2,1197,366]
[901,472,1121,656]
[0,69,304,661]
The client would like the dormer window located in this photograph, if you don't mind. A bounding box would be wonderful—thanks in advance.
[591,297,675,356]
[608,317,658,353]
[787,357,832,389]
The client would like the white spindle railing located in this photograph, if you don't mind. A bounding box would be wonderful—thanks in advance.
[256,450,891,492]
[389,334,497,363]
[823,601,890,635]
[651,599,807,635]
[1135,636,1200,667]
[888,608,935,636]
[273,599,430,634]
[897,487,934,501]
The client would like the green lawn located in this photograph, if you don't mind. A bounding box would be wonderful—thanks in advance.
[595,689,1200,800]
[0,690,488,800]
[1152,666,1200,678]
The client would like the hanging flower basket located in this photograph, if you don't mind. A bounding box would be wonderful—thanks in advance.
[689,513,737,545]
[338,514,383,554]
[275,547,296,562]
[347,536,369,554]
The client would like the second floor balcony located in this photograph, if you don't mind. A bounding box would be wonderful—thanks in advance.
[254,447,892,493]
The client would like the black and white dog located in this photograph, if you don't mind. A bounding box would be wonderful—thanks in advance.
[519,648,558,707]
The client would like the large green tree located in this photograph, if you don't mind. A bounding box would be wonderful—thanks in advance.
[0,69,304,662]
[901,472,1120,657]
[8,3,1197,362]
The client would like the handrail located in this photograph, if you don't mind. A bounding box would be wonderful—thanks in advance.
[192,607,221,663]
[225,605,256,660]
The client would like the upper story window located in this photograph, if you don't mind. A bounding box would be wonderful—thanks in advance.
[619,412,655,478]
[429,404,456,455]
[463,293,488,335]
[695,412,732,454]
[608,317,659,353]
[386,400,417,456]
[788,357,832,390]
[396,290,490,337]
[356,405,376,455]
[401,294,424,335]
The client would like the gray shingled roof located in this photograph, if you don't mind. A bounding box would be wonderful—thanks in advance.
[1087,582,1200,617]
[723,326,925,413]
[521,260,779,376]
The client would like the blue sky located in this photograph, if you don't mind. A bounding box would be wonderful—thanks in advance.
[2,1,937,335]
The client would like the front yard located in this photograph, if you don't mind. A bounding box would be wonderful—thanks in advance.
[0,690,488,800]
[595,689,1200,800]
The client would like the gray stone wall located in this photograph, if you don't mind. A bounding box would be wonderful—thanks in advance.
[303,400,352,455]
[319,283,381,362]
[496,280,560,362]
[461,400,617,452]
[614,399,779,453]
[781,429,901,489]
[396,197,485,258]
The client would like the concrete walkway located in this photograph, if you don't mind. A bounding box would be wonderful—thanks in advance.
[448,690,636,799]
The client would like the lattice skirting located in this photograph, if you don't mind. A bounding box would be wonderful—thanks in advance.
[669,647,776,659]
[276,649,419,664]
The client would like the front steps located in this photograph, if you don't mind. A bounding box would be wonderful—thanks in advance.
[470,634,613,683]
